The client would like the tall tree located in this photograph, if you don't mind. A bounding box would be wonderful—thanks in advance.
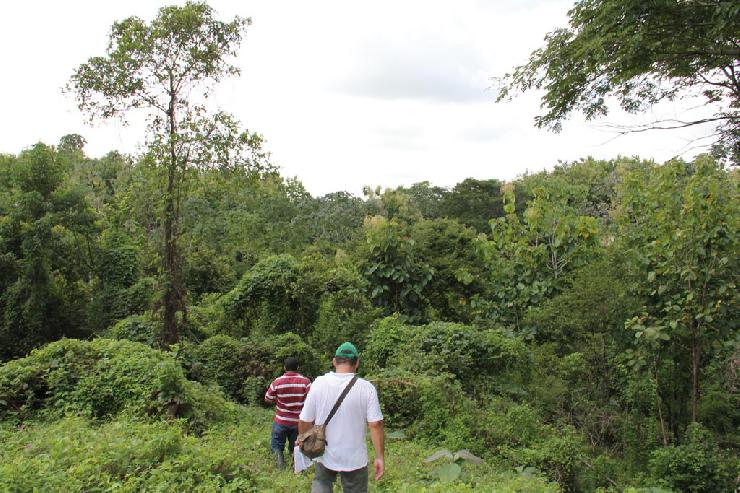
[68,3,250,344]
[617,156,738,425]
[0,144,97,359]
[497,0,740,163]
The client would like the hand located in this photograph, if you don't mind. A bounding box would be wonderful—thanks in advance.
[374,457,385,480]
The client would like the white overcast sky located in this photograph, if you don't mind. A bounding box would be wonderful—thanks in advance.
[0,0,717,196]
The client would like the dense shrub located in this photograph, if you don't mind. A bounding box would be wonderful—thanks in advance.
[363,314,414,372]
[179,333,323,404]
[368,369,478,447]
[105,314,160,346]
[91,229,155,331]
[214,254,377,345]
[649,423,738,493]
[409,322,527,384]
[364,317,527,387]
[222,254,302,336]
[189,292,230,338]
[0,338,234,431]
[506,428,586,493]
[267,332,325,377]
[310,290,380,358]
[464,399,588,492]
[179,335,259,403]
[411,218,486,323]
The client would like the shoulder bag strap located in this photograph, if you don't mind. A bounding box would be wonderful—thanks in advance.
[323,375,358,426]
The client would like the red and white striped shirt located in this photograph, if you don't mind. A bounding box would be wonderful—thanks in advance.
[264,371,312,426]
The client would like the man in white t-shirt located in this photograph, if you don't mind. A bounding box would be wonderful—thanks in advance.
[298,342,384,493]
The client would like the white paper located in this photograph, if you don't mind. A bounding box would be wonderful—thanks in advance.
[293,446,314,473]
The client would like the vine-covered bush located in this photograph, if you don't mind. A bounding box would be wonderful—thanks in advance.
[364,316,527,388]
[649,423,739,493]
[0,338,234,431]
[105,314,160,346]
[178,335,260,403]
[91,229,154,331]
[363,314,414,372]
[309,265,380,357]
[222,254,302,336]
[368,369,476,445]
[179,333,323,404]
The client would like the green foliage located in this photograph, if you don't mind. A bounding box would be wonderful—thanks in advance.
[1,2,735,489]
[184,245,237,301]
[497,0,740,162]
[477,400,587,492]
[438,178,505,233]
[69,1,257,345]
[292,191,367,246]
[0,407,561,493]
[179,335,257,402]
[0,134,737,492]
[368,368,492,458]
[618,156,739,425]
[411,218,486,323]
[311,290,380,357]
[91,228,154,331]
[424,449,484,483]
[179,333,322,404]
[0,338,234,431]
[400,181,448,220]
[363,314,414,372]
[410,322,526,385]
[105,314,160,346]
[477,181,601,332]
[649,423,738,493]
[364,316,527,388]
[223,254,301,336]
[0,416,255,492]
[361,215,434,320]
[0,144,97,360]
[526,255,640,351]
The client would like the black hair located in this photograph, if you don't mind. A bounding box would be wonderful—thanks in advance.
[334,356,358,367]
[284,357,299,371]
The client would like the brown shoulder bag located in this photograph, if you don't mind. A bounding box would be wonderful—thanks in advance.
[298,375,358,459]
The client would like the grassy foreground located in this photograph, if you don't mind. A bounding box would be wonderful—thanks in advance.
[0,407,559,492]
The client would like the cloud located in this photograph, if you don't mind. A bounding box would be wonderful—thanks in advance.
[336,34,491,103]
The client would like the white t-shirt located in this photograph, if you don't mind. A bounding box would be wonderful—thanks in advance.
[299,371,383,471]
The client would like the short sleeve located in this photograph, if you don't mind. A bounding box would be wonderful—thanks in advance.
[264,382,276,402]
[299,384,317,422]
[366,384,383,423]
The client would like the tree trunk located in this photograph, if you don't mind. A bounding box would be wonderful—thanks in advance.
[162,87,181,347]
[690,317,700,422]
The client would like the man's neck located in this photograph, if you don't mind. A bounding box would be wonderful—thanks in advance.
[334,366,356,374]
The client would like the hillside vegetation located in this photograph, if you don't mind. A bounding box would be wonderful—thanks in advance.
[0,142,737,491]
[1,0,738,489]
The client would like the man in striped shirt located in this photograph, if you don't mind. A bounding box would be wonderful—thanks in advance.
[264,357,312,470]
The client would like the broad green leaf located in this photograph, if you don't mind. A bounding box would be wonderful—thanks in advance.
[433,462,461,483]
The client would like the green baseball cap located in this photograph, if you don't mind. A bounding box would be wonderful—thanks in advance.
[335,342,359,359]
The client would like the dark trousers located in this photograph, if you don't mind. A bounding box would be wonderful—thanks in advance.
[311,462,368,493]
[271,421,298,454]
